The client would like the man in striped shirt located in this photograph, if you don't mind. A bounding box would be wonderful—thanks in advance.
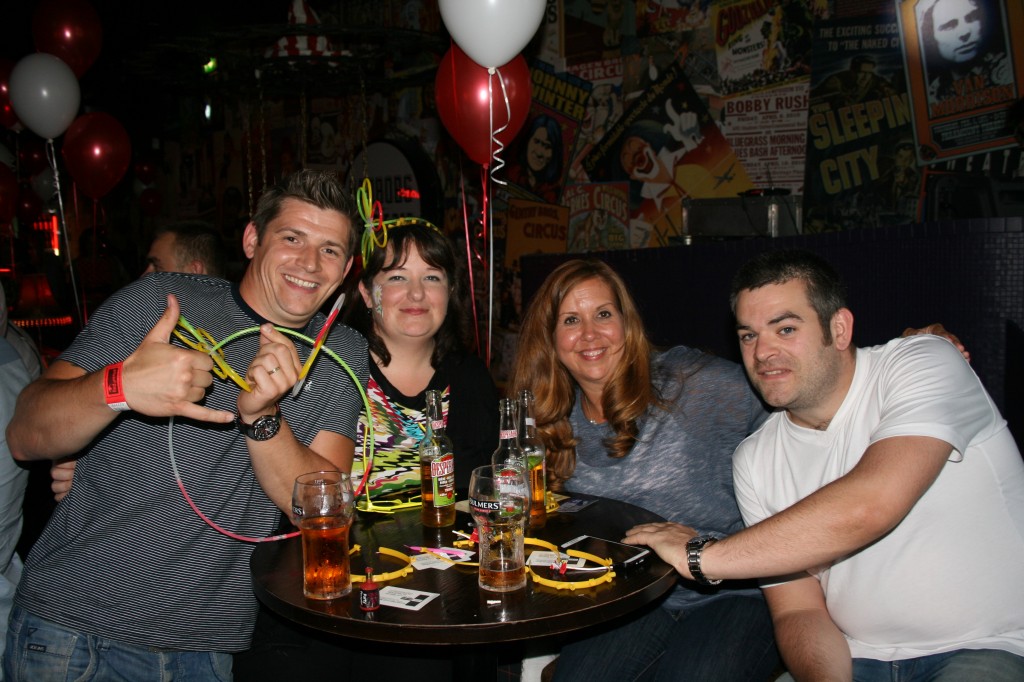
[4,170,368,681]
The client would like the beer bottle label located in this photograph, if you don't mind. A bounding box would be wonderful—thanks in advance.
[430,453,456,507]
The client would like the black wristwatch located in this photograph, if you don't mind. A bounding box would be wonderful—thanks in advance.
[686,534,723,586]
[237,405,282,441]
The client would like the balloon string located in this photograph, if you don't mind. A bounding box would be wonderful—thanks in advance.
[46,141,84,328]
[459,167,481,355]
[487,68,510,186]
[483,164,493,367]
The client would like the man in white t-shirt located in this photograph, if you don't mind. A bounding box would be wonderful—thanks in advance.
[625,250,1024,681]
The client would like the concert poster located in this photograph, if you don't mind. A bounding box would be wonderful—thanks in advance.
[897,0,1024,162]
[564,182,631,251]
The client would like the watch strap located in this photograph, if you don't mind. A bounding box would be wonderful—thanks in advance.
[686,534,722,586]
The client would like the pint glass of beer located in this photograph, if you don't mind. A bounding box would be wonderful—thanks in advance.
[292,471,355,600]
[469,465,528,592]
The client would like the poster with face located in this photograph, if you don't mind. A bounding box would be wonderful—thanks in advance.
[898,0,1024,162]
[502,62,588,205]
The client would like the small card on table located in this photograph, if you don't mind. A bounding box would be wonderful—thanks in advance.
[379,586,440,611]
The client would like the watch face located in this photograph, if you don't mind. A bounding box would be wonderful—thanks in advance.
[251,414,281,441]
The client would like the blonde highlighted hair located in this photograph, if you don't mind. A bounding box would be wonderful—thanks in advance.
[510,259,659,491]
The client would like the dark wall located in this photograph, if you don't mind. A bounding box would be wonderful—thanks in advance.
[521,218,1024,446]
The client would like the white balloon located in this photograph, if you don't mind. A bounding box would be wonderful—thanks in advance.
[9,53,81,141]
[439,0,546,69]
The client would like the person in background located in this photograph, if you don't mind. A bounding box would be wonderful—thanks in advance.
[142,220,228,279]
[511,258,970,682]
[626,250,1023,681]
[234,221,498,679]
[4,170,367,681]
[0,288,33,681]
[350,221,498,493]
[51,220,231,499]
[0,287,41,383]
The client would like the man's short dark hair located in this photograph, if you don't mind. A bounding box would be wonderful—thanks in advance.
[153,221,228,278]
[730,250,848,343]
[250,170,357,260]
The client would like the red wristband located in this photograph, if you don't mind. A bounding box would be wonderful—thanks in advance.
[103,362,130,412]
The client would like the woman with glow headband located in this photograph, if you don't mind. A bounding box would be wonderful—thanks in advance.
[236,219,499,680]
[348,221,499,498]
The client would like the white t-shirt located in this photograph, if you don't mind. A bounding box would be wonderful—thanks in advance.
[733,336,1024,661]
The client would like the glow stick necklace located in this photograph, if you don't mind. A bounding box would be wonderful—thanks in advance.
[168,323,375,543]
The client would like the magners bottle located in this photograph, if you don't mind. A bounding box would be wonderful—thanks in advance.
[492,397,530,509]
[518,389,547,529]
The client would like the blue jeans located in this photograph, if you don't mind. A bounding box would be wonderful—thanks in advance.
[552,595,780,682]
[3,607,233,682]
[853,649,1024,682]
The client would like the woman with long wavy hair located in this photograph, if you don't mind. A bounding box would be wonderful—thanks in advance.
[511,259,660,490]
[510,258,780,682]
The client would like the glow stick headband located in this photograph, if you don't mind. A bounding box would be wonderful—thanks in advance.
[357,178,444,264]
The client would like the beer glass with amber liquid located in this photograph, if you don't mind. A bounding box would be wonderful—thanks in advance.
[469,464,528,592]
[419,389,456,527]
[292,470,355,600]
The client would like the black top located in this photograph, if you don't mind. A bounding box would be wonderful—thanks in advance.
[356,350,499,492]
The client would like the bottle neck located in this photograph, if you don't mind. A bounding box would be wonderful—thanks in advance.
[425,390,445,438]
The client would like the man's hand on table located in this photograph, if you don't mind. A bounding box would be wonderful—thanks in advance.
[623,522,699,580]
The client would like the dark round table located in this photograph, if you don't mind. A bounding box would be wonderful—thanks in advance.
[251,493,677,646]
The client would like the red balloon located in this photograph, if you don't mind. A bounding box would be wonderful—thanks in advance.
[0,58,19,130]
[16,182,43,225]
[435,45,531,167]
[134,157,158,185]
[19,136,49,176]
[0,164,16,224]
[62,112,132,200]
[139,187,161,217]
[32,0,103,78]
